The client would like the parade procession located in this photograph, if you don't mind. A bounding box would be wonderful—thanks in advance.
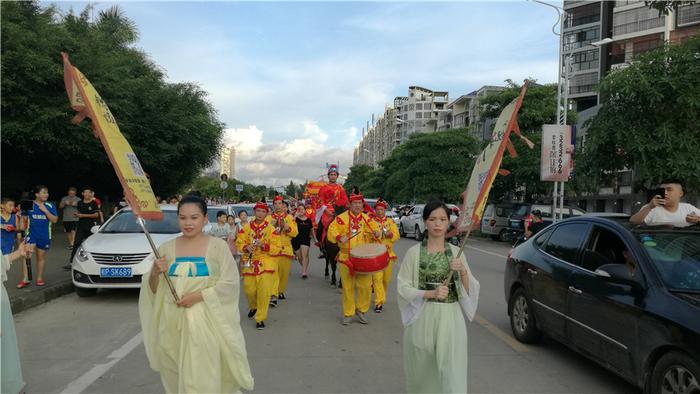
[3,1,700,394]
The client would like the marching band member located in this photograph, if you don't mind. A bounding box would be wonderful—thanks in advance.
[236,200,275,330]
[317,164,348,287]
[269,194,298,305]
[370,198,399,313]
[327,187,381,325]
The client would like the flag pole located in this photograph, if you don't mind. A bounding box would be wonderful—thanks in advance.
[137,217,179,302]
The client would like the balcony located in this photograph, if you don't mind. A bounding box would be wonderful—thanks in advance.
[613,7,664,37]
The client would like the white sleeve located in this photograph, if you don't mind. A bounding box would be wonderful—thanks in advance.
[396,246,426,327]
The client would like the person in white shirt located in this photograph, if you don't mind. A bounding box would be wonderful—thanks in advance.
[630,180,700,227]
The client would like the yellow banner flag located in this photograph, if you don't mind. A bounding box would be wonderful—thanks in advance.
[62,53,163,221]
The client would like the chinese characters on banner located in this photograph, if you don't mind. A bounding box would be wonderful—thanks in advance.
[540,124,573,182]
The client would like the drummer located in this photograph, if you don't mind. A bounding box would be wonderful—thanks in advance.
[327,187,382,325]
[370,198,400,313]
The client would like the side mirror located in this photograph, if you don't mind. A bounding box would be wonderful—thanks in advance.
[90,225,100,234]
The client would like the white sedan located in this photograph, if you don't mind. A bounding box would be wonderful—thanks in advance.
[71,205,181,297]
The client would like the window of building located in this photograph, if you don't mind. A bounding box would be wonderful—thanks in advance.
[569,71,599,95]
[613,7,664,36]
[415,112,423,119]
[409,104,415,111]
[568,49,599,72]
[564,26,600,51]
[424,103,432,110]
[415,103,423,110]
[633,34,663,56]
[565,2,601,28]
[677,3,700,27]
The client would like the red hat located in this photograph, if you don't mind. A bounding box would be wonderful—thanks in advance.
[328,164,339,175]
[254,198,269,212]
[375,198,388,210]
[349,186,363,203]
[273,192,284,202]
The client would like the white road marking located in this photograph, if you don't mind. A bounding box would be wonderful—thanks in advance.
[464,244,509,259]
[475,315,530,353]
[60,332,143,394]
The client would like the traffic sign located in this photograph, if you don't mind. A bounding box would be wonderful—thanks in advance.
[220,181,229,190]
[235,184,244,192]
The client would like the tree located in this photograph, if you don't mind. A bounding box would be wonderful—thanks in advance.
[1,2,224,199]
[644,1,695,15]
[577,36,700,194]
[344,164,373,192]
[479,80,576,202]
[370,128,481,204]
[285,180,298,197]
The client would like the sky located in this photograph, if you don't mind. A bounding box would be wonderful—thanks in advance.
[51,1,561,186]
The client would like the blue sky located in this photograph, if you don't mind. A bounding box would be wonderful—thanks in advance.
[51,1,561,186]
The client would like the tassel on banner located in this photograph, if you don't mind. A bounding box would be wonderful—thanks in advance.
[498,169,511,176]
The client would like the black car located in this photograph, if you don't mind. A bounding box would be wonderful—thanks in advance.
[504,203,586,241]
[504,217,700,393]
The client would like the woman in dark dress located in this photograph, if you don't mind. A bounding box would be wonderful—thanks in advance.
[292,204,313,279]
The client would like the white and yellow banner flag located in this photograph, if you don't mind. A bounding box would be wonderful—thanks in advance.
[62,52,162,220]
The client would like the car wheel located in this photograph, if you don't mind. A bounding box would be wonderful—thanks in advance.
[75,286,98,297]
[650,351,700,394]
[508,287,541,343]
[415,226,424,241]
[399,224,406,238]
[498,229,509,242]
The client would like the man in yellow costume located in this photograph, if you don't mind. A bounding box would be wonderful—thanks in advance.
[327,187,381,325]
[370,198,400,313]
[237,201,275,330]
[268,194,298,306]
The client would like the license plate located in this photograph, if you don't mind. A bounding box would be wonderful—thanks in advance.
[100,267,133,278]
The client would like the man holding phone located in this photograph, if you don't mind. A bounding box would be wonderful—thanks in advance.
[630,180,700,227]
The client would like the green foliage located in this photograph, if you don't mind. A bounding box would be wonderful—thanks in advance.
[479,80,575,202]
[344,165,373,191]
[577,36,700,193]
[355,128,481,204]
[644,1,696,15]
[1,2,224,198]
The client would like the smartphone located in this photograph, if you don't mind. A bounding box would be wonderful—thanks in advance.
[654,187,666,199]
[19,200,34,213]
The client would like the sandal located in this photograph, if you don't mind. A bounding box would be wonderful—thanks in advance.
[36,279,46,286]
[16,280,30,289]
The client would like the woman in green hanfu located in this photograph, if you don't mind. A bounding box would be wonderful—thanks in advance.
[397,200,480,393]
[139,194,254,393]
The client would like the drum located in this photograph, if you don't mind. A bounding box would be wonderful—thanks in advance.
[348,243,389,275]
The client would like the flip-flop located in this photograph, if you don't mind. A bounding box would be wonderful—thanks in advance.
[36,279,46,286]
[16,280,30,289]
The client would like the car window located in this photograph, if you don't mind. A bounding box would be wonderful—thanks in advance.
[414,207,422,215]
[579,226,628,272]
[572,208,585,216]
[100,210,180,234]
[513,205,529,217]
[534,228,553,249]
[496,206,512,217]
[543,223,589,265]
[535,205,552,218]
[635,232,700,291]
[484,205,494,218]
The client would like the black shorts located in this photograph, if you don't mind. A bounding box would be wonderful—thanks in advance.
[63,221,78,232]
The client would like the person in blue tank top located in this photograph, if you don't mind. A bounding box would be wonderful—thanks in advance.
[1,197,21,255]
[19,185,58,288]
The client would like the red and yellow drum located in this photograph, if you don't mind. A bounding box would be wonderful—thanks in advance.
[348,243,389,275]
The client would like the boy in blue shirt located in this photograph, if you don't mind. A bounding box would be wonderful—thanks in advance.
[19,185,58,288]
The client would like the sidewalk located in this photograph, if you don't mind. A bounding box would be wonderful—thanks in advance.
[6,231,75,314]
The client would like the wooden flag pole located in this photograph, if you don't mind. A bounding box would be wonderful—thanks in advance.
[137,217,179,302]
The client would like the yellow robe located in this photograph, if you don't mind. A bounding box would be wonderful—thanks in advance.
[327,211,380,317]
[370,215,400,307]
[236,220,275,323]
[268,213,298,296]
[139,237,254,393]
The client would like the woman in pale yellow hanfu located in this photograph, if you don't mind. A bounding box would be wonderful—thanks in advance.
[139,194,254,393]
[398,200,480,394]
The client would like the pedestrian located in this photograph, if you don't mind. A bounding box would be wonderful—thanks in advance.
[630,180,700,227]
[327,187,382,325]
[524,210,545,239]
[236,210,249,229]
[236,200,276,329]
[397,200,480,393]
[93,195,104,224]
[59,187,80,249]
[139,194,254,393]
[19,185,58,288]
[2,241,31,394]
[207,211,234,242]
[1,197,21,255]
[66,186,100,270]
[268,194,298,305]
[370,198,400,313]
[226,214,236,228]
[292,204,313,279]
[112,194,128,215]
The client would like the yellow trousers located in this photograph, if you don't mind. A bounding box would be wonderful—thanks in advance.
[271,256,292,296]
[371,260,394,307]
[243,273,274,323]
[339,263,373,317]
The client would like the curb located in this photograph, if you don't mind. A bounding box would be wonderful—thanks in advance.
[10,280,75,315]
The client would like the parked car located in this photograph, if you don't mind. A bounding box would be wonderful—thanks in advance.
[228,203,255,218]
[481,202,519,241]
[71,205,181,297]
[399,204,426,240]
[504,217,700,392]
[505,203,586,241]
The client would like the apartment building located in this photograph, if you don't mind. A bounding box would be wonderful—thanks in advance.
[219,145,236,179]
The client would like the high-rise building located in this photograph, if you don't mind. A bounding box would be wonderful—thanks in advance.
[219,145,236,179]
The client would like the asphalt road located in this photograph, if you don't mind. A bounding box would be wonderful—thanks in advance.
[13,236,639,393]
